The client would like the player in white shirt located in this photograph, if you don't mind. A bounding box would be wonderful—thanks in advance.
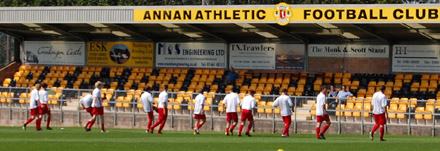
[140,87,157,133]
[23,83,42,131]
[80,94,93,129]
[222,88,240,136]
[80,94,93,116]
[38,84,52,130]
[150,85,169,134]
[238,90,256,137]
[193,88,206,135]
[85,81,108,133]
[370,85,388,141]
[273,89,293,137]
[316,86,331,140]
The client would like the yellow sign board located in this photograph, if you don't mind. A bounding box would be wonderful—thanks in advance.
[134,3,440,25]
[87,41,153,67]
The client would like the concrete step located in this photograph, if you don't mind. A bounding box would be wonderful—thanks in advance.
[296,114,313,120]
[66,102,79,106]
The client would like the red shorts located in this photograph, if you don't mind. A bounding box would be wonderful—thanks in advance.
[30,108,38,116]
[317,114,330,123]
[241,109,254,122]
[194,114,206,120]
[226,112,238,122]
[84,107,93,116]
[282,115,291,125]
[38,104,51,115]
[373,113,387,125]
[91,107,104,115]
[158,108,168,120]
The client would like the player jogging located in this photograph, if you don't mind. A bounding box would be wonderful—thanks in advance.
[238,90,256,137]
[370,85,387,141]
[316,86,331,140]
[140,86,156,133]
[85,81,108,133]
[222,88,240,136]
[38,83,52,130]
[273,89,293,138]
[80,94,93,128]
[150,85,169,134]
[193,88,206,135]
[23,83,42,131]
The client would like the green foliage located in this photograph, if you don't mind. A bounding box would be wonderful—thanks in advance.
[0,0,421,6]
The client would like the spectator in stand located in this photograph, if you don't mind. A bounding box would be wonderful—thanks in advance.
[336,85,353,104]
[226,67,239,85]
[328,85,338,97]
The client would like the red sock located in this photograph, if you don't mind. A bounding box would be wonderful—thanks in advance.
[316,127,321,138]
[371,124,379,133]
[197,124,202,129]
[283,124,290,136]
[158,120,166,133]
[101,124,105,131]
[36,118,42,130]
[151,120,161,130]
[85,121,91,128]
[46,117,51,128]
[321,124,329,134]
[230,124,236,131]
[147,119,153,131]
[246,123,253,133]
[24,118,34,125]
[380,126,384,139]
[225,127,229,133]
[238,125,244,134]
[87,120,95,129]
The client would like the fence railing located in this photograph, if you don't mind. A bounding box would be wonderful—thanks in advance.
[0,86,439,136]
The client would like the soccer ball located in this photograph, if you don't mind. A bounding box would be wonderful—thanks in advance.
[277,149,284,151]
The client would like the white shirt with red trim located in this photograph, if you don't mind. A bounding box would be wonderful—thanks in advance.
[273,94,293,116]
[223,92,240,113]
[194,94,206,115]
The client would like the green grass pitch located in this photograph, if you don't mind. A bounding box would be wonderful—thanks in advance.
[0,126,439,151]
